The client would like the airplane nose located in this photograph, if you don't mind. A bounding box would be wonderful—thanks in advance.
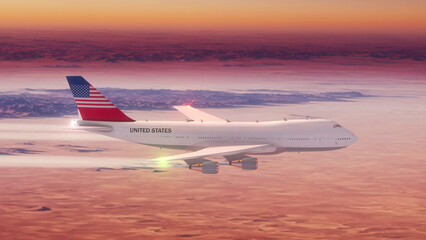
[344,127,357,145]
[351,133,358,144]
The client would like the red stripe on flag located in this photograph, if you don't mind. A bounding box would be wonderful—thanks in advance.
[77,103,115,106]
[76,99,110,102]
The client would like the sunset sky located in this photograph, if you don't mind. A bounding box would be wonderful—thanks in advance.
[0,0,424,90]
[0,1,425,239]
[1,0,425,33]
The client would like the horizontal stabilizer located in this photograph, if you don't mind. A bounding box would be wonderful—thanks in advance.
[70,126,113,132]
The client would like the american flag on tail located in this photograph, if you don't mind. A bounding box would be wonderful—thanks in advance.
[71,84,115,108]
[67,76,134,122]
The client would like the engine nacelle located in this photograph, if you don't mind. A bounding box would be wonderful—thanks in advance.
[229,156,258,170]
[187,159,219,174]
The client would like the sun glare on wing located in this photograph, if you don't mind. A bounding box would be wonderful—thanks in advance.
[157,159,169,168]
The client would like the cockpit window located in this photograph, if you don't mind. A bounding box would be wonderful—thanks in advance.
[333,124,342,128]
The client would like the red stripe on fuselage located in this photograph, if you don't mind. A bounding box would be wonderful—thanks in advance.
[78,107,134,122]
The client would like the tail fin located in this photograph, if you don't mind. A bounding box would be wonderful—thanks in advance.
[66,76,134,122]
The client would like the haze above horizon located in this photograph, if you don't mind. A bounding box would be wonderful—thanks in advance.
[1,0,425,33]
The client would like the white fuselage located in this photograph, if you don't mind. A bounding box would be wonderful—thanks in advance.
[76,119,357,154]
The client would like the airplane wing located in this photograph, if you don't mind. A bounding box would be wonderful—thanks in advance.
[155,144,275,161]
[173,105,226,122]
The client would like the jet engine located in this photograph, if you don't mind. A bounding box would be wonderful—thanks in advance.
[227,155,258,170]
[185,158,219,174]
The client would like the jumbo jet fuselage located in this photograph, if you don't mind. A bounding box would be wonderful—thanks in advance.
[76,118,357,154]
[66,75,357,171]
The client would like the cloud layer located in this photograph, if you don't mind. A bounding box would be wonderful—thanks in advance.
[0,31,424,64]
[0,88,368,118]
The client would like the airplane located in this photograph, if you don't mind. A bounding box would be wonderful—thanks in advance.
[66,76,357,174]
